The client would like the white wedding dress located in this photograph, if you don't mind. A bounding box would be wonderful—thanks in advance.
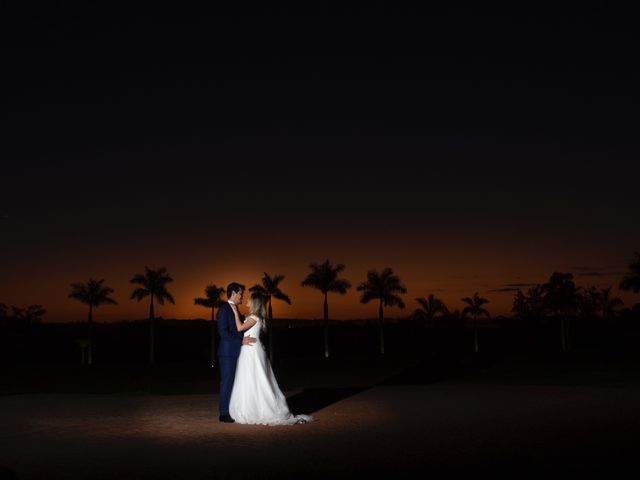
[229,314,313,426]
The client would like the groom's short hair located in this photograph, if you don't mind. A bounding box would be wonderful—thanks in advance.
[226,282,245,298]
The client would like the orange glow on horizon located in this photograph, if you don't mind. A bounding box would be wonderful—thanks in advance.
[3,242,637,323]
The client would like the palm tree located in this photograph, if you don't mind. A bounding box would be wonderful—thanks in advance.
[597,286,624,320]
[541,272,579,351]
[619,252,640,294]
[130,266,175,364]
[301,259,351,358]
[511,285,544,322]
[249,272,292,362]
[68,279,117,365]
[194,284,226,367]
[511,289,528,320]
[461,292,490,353]
[413,293,450,328]
[357,268,407,354]
[578,285,600,318]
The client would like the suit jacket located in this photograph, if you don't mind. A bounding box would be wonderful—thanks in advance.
[217,302,244,357]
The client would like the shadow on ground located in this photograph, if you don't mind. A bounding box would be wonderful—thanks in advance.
[286,386,371,415]
[379,352,486,385]
[285,353,488,413]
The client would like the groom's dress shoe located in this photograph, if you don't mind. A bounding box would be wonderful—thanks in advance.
[219,414,235,423]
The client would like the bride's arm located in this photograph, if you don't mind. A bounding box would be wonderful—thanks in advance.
[232,306,256,332]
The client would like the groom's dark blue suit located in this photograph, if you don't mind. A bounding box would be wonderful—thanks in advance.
[217,302,244,418]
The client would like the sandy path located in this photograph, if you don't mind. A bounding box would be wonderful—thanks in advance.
[1,383,638,478]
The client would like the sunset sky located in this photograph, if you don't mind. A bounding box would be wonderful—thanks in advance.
[2,3,638,322]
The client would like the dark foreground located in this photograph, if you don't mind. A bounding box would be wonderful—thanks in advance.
[1,350,639,479]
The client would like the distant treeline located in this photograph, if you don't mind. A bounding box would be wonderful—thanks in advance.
[1,309,639,366]
[1,253,639,365]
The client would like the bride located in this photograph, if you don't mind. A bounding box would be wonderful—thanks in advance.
[229,291,313,425]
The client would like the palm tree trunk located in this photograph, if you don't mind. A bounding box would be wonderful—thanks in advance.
[560,316,566,351]
[268,299,274,363]
[473,317,479,353]
[379,300,385,354]
[210,306,216,367]
[88,305,93,366]
[149,296,155,364]
[323,292,329,358]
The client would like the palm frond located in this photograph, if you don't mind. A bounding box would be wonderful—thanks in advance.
[264,272,286,287]
[301,272,322,288]
[415,297,430,312]
[360,291,378,304]
[475,297,489,307]
[329,279,351,294]
[130,274,147,286]
[194,297,212,307]
[272,290,292,304]
[204,284,225,299]
[99,297,118,306]
[69,279,117,306]
[155,287,175,305]
[412,308,427,321]
[194,284,225,309]
[383,294,405,309]
[131,288,149,301]
[68,283,89,302]
[357,268,405,309]
[388,284,408,294]
[302,260,350,296]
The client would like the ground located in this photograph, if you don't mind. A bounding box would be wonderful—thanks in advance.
[1,350,639,478]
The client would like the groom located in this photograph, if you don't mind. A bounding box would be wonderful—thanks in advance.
[217,282,256,423]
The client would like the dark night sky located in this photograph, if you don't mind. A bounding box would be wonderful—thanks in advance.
[2,2,639,321]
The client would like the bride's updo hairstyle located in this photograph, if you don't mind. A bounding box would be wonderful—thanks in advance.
[249,291,268,331]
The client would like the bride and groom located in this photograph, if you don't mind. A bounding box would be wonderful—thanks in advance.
[217,282,313,425]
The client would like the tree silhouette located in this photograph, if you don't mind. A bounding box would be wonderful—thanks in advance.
[541,272,579,351]
[194,284,226,367]
[596,286,624,320]
[511,285,544,322]
[0,303,7,329]
[130,266,174,364]
[578,286,601,318]
[511,285,546,350]
[249,272,292,362]
[619,252,640,294]
[413,293,449,328]
[68,279,116,365]
[301,259,351,358]
[357,268,406,354]
[10,304,47,325]
[461,292,490,353]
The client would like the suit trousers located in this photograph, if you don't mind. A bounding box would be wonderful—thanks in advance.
[218,354,239,416]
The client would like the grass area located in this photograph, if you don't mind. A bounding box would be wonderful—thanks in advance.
[274,350,428,389]
[0,363,217,395]
[2,348,638,395]
[0,351,429,395]
[445,349,640,388]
